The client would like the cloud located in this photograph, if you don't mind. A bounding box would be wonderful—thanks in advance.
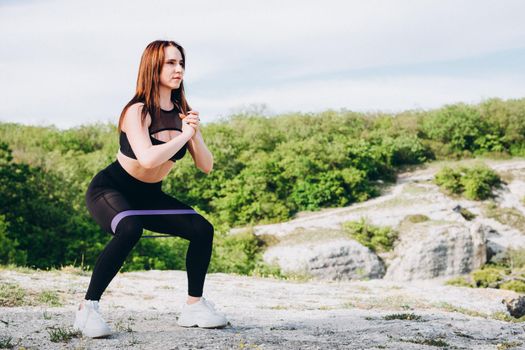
[0,0,524,128]
[190,73,525,120]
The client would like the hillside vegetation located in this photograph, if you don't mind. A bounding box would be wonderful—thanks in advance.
[1,97,524,272]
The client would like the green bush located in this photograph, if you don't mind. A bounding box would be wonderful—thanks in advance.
[500,280,525,293]
[445,276,473,287]
[457,250,525,293]
[1,97,525,272]
[379,134,434,166]
[121,237,188,272]
[209,230,282,277]
[461,164,501,200]
[479,98,525,156]
[434,163,501,200]
[420,103,502,155]
[434,166,463,195]
[0,142,93,268]
[0,214,26,265]
[343,218,398,252]
[472,267,507,288]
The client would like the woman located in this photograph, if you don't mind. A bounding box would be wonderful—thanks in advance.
[73,40,228,338]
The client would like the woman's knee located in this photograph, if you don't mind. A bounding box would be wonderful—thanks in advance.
[192,217,214,243]
[114,216,143,242]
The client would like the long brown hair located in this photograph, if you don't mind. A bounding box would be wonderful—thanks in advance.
[117,40,191,131]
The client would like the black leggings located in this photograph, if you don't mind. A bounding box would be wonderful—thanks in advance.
[84,160,214,300]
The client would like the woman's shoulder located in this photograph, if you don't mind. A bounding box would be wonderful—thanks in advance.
[128,101,146,112]
[126,102,153,118]
[122,102,152,129]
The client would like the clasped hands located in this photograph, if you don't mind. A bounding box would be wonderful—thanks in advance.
[179,110,200,137]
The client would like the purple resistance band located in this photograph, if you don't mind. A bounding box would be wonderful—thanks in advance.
[110,209,198,234]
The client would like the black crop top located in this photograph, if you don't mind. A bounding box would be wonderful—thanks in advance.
[119,104,188,162]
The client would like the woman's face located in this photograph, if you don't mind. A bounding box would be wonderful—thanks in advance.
[159,45,184,90]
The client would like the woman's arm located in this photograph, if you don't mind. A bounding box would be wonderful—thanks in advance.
[123,103,194,169]
[187,129,213,174]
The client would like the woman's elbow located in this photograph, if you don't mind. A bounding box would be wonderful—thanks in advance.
[137,155,157,169]
[200,164,213,174]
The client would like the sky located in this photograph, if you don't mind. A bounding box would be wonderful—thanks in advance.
[1,0,525,129]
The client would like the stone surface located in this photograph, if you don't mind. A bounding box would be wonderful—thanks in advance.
[384,221,488,281]
[503,295,525,318]
[0,269,524,349]
[239,159,525,282]
[263,238,386,280]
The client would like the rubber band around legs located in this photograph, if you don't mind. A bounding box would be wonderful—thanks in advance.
[110,209,198,234]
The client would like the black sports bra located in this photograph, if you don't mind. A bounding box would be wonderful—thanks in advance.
[119,104,188,162]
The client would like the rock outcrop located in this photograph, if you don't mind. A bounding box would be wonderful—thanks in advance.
[384,221,487,281]
[503,296,525,318]
[263,238,386,280]
[244,159,525,282]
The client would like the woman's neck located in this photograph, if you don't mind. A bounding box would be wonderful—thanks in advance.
[159,86,173,110]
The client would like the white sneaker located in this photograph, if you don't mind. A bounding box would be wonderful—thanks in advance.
[201,297,226,318]
[73,300,112,338]
[177,297,228,328]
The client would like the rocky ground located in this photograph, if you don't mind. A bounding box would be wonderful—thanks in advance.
[0,268,524,349]
[2,158,525,349]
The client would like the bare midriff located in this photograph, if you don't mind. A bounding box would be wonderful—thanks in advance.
[116,127,184,183]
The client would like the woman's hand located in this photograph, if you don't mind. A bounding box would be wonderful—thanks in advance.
[180,110,201,135]
[180,113,196,138]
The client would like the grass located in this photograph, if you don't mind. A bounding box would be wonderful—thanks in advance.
[269,305,290,310]
[354,285,372,292]
[0,283,26,307]
[432,301,486,318]
[238,339,263,349]
[383,313,422,321]
[346,295,422,311]
[402,183,432,195]
[256,233,280,247]
[432,300,525,323]
[374,196,432,210]
[484,202,525,233]
[403,214,430,223]
[55,265,91,276]
[445,276,473,287]
[270,227,347,246]
[47,326,81,343]
[444,244,525,294]
[0,263,91,276]
[37,290,62,307]
[445,257,525,294]
[492,311,525,323]
[458,207,476,221]
[0,336,16,349]
[0,283,63,307]
[497,341,523,349]
[114,319,134,332]
[342,217,398,253]
[317,305,335,310]
[0,264,35,274]
[345,295,525,323]
[280,271,314,282]
[401,337,449,347]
